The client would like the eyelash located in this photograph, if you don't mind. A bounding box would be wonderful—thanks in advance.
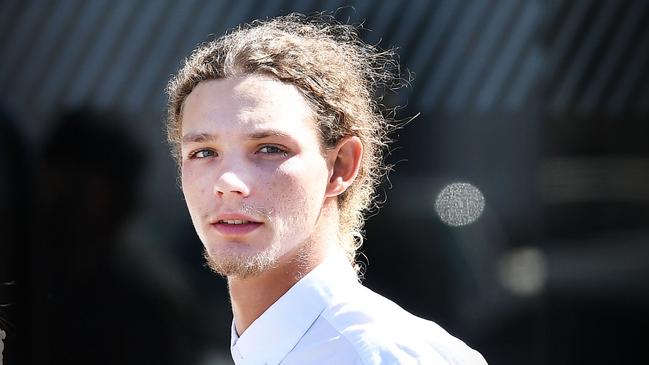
[188,149,216,159]
[257,145,288,156]
[187,145,288,159]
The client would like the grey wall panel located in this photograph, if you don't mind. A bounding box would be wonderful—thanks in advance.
[0,0,647,134]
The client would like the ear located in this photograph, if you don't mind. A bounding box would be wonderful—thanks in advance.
[325,136,363,197]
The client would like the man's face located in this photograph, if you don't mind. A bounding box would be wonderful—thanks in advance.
[180,75,331,278]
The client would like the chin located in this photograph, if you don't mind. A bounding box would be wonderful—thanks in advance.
[203,242,281,279]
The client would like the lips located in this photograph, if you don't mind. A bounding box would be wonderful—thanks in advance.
[210,213,263,236]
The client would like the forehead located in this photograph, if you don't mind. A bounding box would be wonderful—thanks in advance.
[181,75,316,135]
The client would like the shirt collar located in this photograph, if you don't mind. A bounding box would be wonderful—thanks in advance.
[230,249,359,365]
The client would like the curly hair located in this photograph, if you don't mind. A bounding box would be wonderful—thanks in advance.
[166,13,404,269]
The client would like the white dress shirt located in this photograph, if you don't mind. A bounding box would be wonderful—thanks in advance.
[230,250,487,365]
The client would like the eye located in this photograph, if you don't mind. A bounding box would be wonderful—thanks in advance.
[190,149,216,159]
[257,145,288,156]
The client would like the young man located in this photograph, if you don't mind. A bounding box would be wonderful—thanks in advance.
[166,14,487,364]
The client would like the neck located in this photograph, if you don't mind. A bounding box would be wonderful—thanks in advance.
[228,202,339,335]
[228,246,326,335]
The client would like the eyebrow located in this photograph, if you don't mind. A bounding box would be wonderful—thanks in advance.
[181,130,293,144]
[182,133,215,144]
[247,130,292,140]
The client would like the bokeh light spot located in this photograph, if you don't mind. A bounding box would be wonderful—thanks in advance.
[434,182,485,226]
[498,247,547,297]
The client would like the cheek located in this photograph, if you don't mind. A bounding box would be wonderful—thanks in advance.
[268,161,328,224]
[181,167,211,214]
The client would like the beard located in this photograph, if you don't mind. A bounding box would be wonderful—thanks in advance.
[201,203,283,279]
[200,202,319,279]
[203,233,317,280]
[203,243,281,279]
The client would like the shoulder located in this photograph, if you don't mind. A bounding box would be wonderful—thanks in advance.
[318,285,487,365]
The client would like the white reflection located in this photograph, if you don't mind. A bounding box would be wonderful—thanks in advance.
[434,182,485,226]
[498,247,547,297]
[0,327,5,364]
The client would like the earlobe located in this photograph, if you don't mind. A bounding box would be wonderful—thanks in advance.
[326,136,363,197]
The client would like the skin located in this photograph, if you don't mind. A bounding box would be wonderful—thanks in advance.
[180,75,362,334]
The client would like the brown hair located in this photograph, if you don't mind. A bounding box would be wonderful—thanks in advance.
[166,13,405,269]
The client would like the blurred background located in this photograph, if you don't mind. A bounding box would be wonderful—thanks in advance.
[1,0,648,364]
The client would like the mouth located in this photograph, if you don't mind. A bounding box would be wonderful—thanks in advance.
[217,219,257,225]
[210,215,263,236]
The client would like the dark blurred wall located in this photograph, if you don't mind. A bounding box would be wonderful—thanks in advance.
[1,1,648,364]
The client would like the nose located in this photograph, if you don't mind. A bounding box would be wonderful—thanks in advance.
[213,171,251,198]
